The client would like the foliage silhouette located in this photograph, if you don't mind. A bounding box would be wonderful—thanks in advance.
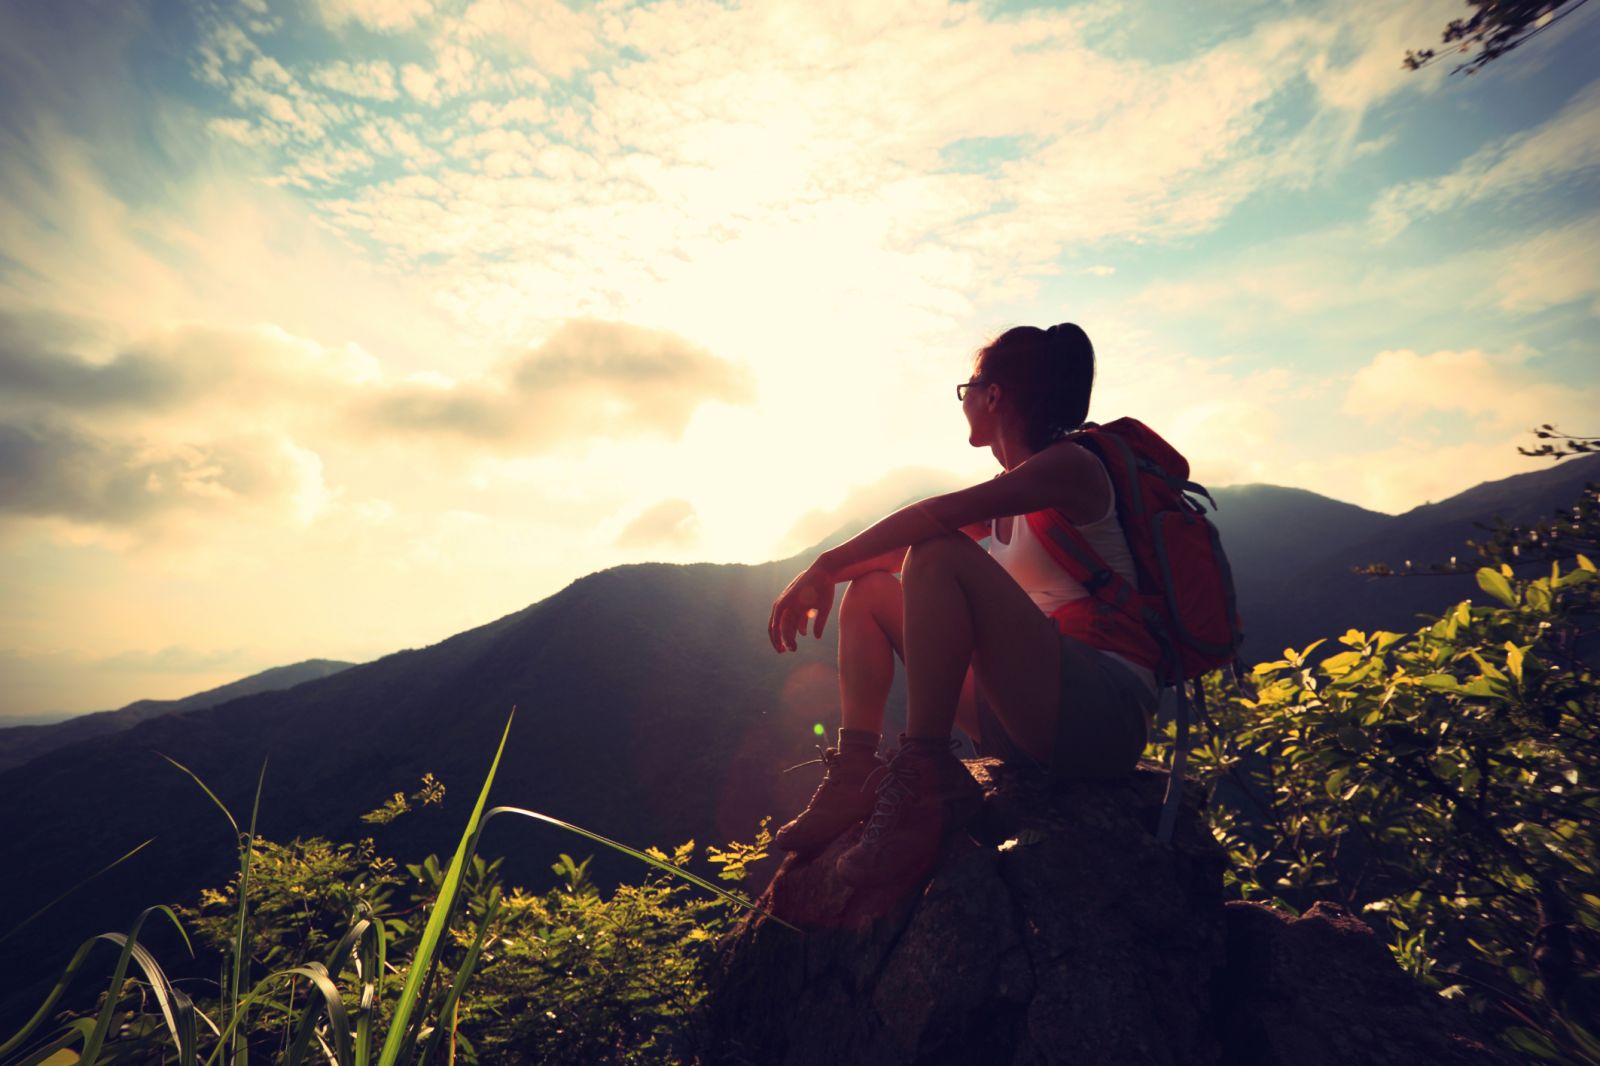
[0,712,782,1066]
[1185,551,1599,1062]
[1405,0,1591,74]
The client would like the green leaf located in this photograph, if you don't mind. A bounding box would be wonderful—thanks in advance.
[1503,642,1525,685]
[1321,650,1362,675]
[1500,1026,1561,1059]
[1475,567,1517,608]
[1373,631,1407,653]
[1468,652,1506,682]
[1332,657,1383,687]
[1283,639,1325,667]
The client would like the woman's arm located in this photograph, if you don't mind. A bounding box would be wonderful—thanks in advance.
[768,444,1100,652]
[816,444,1101,580]
[825,521,991,583]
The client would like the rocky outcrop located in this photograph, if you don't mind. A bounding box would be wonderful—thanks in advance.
[1218,898,1502,1066]
[701,757,1506,1066]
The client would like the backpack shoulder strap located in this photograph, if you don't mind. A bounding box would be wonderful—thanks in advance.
[1069,423,1148,523]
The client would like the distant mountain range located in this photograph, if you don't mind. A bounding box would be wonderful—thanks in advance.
[1,453,1595,1027]
[1214,455,1600,661]
[0,660,354,774]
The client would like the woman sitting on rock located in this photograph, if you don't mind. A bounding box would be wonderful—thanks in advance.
[767,322,1160,888]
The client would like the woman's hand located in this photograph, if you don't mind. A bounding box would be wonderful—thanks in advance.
[768,561,837,652]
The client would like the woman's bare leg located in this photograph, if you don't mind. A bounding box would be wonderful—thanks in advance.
[837,569,981,740]
[837,571,901,735]
[901,532,1061,761]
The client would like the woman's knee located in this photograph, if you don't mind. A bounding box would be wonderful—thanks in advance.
[902,531,976,576]
[840,569,900,620]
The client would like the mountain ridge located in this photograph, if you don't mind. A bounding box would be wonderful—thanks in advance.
[1,453,1595,1028]
[0,659,356,774]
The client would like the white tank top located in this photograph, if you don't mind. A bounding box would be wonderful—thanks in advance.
[988,451,1160,696]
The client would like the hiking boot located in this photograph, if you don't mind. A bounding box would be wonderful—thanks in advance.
[775,745,887,857]
[835,737,984,889]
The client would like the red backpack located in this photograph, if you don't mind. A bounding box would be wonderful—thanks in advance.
[1023,417,1244,844]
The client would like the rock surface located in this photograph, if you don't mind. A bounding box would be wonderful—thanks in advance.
[701,757,1506,1066]
[1219,898,1503,1066]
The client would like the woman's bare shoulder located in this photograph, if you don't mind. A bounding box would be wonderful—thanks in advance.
[1030,440,1110,523]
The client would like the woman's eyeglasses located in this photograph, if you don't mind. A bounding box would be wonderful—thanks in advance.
[956,377,984,401]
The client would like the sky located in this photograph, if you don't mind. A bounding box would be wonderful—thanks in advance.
[1,0,1598,720]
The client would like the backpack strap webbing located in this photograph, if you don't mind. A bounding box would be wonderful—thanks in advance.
[1037,521,1143,618]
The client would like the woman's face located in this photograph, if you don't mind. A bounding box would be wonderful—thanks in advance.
[962,359,998,448]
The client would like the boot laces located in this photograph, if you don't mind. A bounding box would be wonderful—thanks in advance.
[859,763,914,843]
[856,739,963,843]
[780,743,835,776]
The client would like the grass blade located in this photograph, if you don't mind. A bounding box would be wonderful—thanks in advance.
[105,932,198,1066]
[79,905,189,1066]
[282,962,353,1066]
[228,759,268,1066]
[480,806,801,933]
[360,910,384,1066]
[198,964,360,1066]
[7,1018,94,1066]
[320,913,381,1066]
[0,941,103,1059]
[155,752,240,838]
[320,916,375,987]
[0,837,155,947]
[157,751,265,1066]
[415,896,500,1066]
[376,709,515,1066]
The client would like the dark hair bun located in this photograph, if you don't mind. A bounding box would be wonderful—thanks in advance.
[977,323,1095,451]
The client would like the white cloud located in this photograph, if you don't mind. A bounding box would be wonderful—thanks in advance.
[1303,0,1455,114]
[310,60,400,101]
[1085,327,1301,491]
[614,497,700,551]
[1124,210,1600,338]
[455,0,598,79]
[313,0,436,33]
[1494,212,1600,314]
[400,63,440,104]
[1341,346,1594,430]
[1285,434,1557,517]
[357,317,756,452]
[0,417,331,528]
[1370,79,1600,240]
[466,97,548,127]
[280,146,377,187]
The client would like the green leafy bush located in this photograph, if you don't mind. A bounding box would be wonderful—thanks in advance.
[1181,555,1599,1062]
[174,822,772,1064]
[0,713,782,1066]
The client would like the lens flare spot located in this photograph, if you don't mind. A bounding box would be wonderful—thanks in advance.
[813,722,825,736]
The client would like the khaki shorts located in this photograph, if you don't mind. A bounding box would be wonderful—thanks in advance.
[974,632,1159,780]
